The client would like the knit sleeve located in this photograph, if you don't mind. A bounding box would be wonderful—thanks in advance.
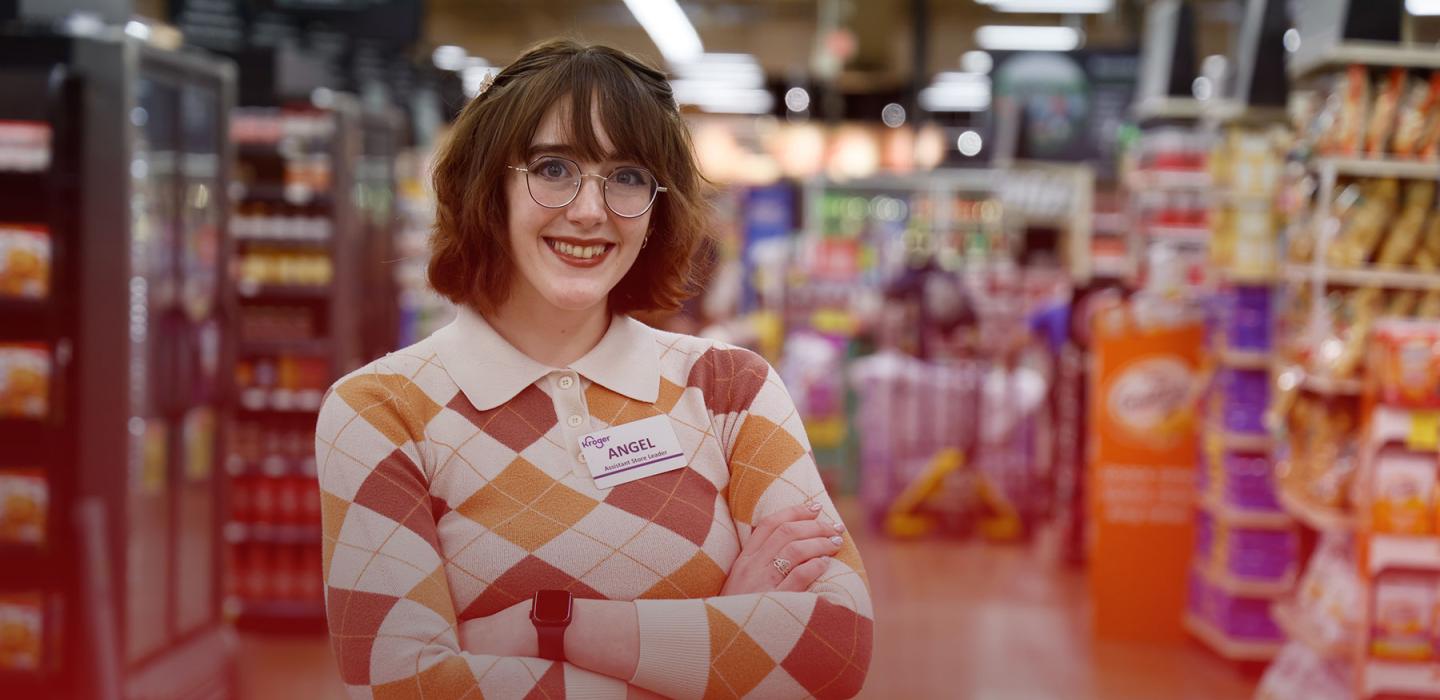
[628,348,874,700]
[315,364,630,699]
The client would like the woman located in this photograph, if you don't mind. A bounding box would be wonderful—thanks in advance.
[315,39,872,699]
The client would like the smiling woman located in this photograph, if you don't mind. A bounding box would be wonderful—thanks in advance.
[314,38,872,700]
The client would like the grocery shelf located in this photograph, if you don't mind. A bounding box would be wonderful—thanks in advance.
[1281,262,1440,292]
[1270,601,1350,660]
[239,338,332,357]
[1217,347,1270,370]
[1366,534,1440,575]
[1216,268,1276,285]
[1194,561,1295,599]
[237,387,325,414]
[235,282,331,300]
[1199,493,1293,530]
[224,522,320,545]
[1130,169,1212,191]
[1183,612,1284,662]
[1207,423,1274,452]
[232,232,332,248]
[1146,225,1211,242]
[1362,659,1440,698]
[1289,40,1440,80]
[1311,156,1440,181]
[1277,485,1355,532]
[1134,96,1206,122]
[233,181,334,207]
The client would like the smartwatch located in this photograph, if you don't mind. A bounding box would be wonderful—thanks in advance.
[530,590,573,662]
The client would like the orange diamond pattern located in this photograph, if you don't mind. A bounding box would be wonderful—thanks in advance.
[336,373,445,446]
[727,414,806,524]
[703,604,776,699]
[639,551,727,600]
[455,458,600,551]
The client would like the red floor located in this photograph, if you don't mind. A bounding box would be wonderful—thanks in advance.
[237,503,1258,699]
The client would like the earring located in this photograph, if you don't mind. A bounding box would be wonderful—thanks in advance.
[641,235,649,250]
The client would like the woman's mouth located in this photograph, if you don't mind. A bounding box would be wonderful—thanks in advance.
[544,237,614,267]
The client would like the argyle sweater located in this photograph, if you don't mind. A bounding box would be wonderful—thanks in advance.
[314,317,873,699]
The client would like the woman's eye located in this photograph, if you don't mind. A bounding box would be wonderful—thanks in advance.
[613,168,650,187]
[535,159,572,179]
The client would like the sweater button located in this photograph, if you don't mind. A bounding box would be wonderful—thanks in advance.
[567,414,584,428]
[558,376,575,390]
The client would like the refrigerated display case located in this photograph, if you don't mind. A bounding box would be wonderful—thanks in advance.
[0,31,237,699]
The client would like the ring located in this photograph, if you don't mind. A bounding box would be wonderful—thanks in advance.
[771,557,793,578]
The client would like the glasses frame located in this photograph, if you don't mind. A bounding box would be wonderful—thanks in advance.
[508,156,668,219]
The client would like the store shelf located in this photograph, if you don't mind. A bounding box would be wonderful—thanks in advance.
[1146,225,1211,242]
[1367,534,1440,575]
[1289,40,1440,80]
[232,233,332,248]
[1281,262,1440,291]
[1362,659,1440,698]
[1199,493,1293,529]
[1277,485,1355,532]
[1217,347,1270,370]
[1208,424,1274,452]
[1194,561,1295,599]
[233,182,334,207]
[1311,156,1440,181]
[235,282,331,300]
[224,453,316,477]
[237,387,325,414]
[1184,612,1284,662]
[239,338,332,357]
[1130,169,1212,191]
[1216,268,1276,285]
[1270,601,1350,660]
[0,546,52,590]
[224,522,320,545]
[1134,96,1206,121]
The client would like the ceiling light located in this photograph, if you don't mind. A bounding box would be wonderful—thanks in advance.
[784,87,810,112]
[622,0,704,65]
[1407,0,1440,15]
[1283,28,1300,52]
[961,50,994,74]
[670,82,774,114]
[990,0,1111,12]
[957,130,983,156]
[975,25,1083,52]
[124,20,151,41]
[882,103,907,128]
[432,45,467,72]
[673,53,764,89]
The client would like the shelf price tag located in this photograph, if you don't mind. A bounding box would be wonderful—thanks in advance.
[1406,411,1440,451]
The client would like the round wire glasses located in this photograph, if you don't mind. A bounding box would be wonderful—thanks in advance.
[508,155,667,218]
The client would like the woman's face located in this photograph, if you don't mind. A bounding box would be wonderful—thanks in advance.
[503,103,653,315]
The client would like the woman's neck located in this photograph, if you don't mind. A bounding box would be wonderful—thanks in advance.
[484,293,611,369]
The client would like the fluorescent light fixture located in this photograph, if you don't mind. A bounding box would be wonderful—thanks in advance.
[882,103,907,128]
[622,0,704,65]
[919,73,992,112]
[957,130,983,156]
[989,0,1111,12]
[673,53,764,89]
[432,45,468,72]
[1408,0,1440,15]
[975,25,1083,51]
[961,50,994,74]
[669,81,774,114]
[124,20,151,41]
[1283,28,1300,52]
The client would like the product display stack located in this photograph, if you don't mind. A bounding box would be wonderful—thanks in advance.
[225,104,364,630]
[1259,2,1440,694]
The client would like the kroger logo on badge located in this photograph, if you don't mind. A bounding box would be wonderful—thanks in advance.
[1106,357,1195,439]
[577,414,687,488]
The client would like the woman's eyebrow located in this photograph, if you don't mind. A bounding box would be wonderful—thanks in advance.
[525,143,639,164]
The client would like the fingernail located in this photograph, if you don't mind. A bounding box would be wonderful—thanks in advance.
[829,536,844,546]
[808,503,823,512]
[833,522,846,533]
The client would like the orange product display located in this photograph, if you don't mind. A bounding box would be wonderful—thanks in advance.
[0,469,45,545]
[0,343,48,419]
[0,224,49,299]
[1089,302,1205,643]
[1370,320,1440,408]
[0,594,43,671]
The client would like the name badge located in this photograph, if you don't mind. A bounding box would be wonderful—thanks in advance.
[577,414,688,488]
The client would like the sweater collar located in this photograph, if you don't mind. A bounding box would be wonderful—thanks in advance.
[434,305,660,411]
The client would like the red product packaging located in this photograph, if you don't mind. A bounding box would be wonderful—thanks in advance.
[272,545,298,601]
[252,473,278,525]
[247,544,274,602]
[276,473,302,525]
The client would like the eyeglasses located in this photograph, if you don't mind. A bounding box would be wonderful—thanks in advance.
[508,156,667,219]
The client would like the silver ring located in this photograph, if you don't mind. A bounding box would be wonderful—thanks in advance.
[772,557,793,578]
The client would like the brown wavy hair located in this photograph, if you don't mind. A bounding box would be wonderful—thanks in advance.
[428,39,714,316]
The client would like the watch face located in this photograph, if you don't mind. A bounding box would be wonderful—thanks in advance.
[532,590,572,624]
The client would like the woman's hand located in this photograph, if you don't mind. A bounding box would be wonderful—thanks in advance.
[457,599,536,658]
[721,502,845,596]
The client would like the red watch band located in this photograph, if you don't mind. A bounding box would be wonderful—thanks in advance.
[530,590,573,663]
[536,622,566,662]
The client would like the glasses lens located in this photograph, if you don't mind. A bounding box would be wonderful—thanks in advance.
[526,156,581,207]
[604,167,658,217]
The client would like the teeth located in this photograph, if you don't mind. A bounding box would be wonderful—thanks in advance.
[550,240,606,260]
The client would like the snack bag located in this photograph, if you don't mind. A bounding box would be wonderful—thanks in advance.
[1394,73,1440,157]
[1366,68,1408,155]
[0,225,49,300]
[1372,572,1437,660]
[0,595,41,670]
[1372,445,1438,534]
[1327,179,1400,267]
[1324,65,1370,155]
[0,470,45,544]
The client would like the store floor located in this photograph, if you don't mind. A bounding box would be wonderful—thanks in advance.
[237,500,1258,700]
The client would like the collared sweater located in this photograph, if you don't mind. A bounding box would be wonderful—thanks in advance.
[314,307,873,699]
